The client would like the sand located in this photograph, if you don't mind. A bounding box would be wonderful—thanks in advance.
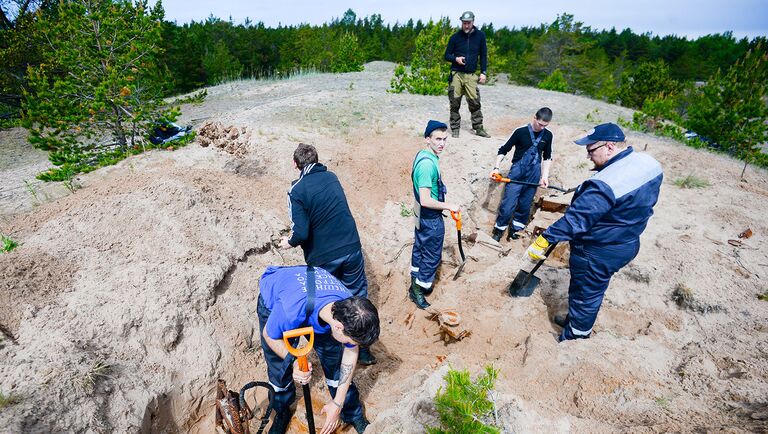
[1,61,766,433]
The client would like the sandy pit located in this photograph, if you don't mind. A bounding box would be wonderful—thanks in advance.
[1,61,767,433]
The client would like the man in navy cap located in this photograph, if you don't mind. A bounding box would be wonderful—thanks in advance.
[444,11,489,138]
[408,120,461,309]
[526,123,663,341]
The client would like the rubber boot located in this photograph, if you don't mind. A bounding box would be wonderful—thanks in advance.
[474,126,490,138]
[358,347,377,366]
[269,409,292,434]
[491,227,504,242]
[553,314,569,328]
[349,416,370,434]
[408,279,431,309]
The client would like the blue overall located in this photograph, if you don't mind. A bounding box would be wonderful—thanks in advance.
[494,125,543,232]
[543,147,663,341]
[560,241,639,340]
[410,155,446,289]
[257,267,364,423]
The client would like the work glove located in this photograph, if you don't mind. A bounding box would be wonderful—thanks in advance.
[526,235,550,261]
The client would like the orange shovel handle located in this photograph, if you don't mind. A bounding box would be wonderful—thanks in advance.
[282,326,314,372]
[450,211,462,231]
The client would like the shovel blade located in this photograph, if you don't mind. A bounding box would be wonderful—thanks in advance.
[508,270,540,297]
[452,260,467,280]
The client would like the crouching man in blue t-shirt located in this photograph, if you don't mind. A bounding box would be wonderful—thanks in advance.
[257,265,380,434]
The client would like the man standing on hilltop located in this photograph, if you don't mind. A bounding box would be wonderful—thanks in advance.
[279,143,377,365]
[526,123,662,342]
[409,120,461,309]
[490,107,554,242]
[444,10,490,139]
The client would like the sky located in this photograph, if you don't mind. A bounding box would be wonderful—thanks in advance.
[161,0,768,40]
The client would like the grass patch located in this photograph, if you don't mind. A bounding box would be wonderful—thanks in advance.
[673,175,710,189]
[758,290,768,301]
[672,283,724,314]
[77,358,111,394]
[1,234,19,253]
[654,396,671,410]
[0,392,20,408]
[399,202,414,217]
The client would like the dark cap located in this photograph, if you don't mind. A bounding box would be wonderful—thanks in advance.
[574,123,626,146]
[424,120,448,138]
[460,11,475,21]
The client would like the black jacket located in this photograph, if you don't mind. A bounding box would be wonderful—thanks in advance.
[444,27,488,74]
[287,163,361,265]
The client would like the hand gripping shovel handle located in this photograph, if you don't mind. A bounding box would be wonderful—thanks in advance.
[450,211,465,261]
[283,327,315,433]
[527,242,558,281]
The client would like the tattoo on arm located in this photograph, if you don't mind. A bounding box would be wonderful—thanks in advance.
[339,363,353,385]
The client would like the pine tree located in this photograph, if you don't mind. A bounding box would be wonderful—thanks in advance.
[389,18,451,96]
[686,44,768,178]
[22,0,175,179]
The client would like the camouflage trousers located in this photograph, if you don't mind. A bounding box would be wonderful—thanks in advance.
[448,71,483,130]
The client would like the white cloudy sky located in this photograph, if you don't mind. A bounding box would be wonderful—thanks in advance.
[162,0,768,40]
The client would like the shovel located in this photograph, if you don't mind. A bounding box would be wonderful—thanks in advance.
[508,243,558,297]
[450,211,466,280]
[491,173,573,194]
[283,326,315,433]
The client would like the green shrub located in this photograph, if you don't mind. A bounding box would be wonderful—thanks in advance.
[1,234,19,253]
[617,61,679,109]
[538,69,569,92]
[427,365,500,434]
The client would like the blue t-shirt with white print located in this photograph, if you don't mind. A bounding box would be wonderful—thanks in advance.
[260,265,352,340]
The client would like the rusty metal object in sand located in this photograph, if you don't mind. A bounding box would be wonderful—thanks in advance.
[428,310,471,342]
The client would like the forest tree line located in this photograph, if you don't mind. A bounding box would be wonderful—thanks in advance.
[1,1,766,180]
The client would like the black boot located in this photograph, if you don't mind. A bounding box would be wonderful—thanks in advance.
[553,314,569,328]
[349,416,370,433]
[408,280,431,309]
[491,227,504,242]
[358,347,377,366]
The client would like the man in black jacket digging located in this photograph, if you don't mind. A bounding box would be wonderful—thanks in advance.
[279,143,376,365]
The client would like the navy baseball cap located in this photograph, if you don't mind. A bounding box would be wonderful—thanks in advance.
[424,120,448,138]
[574,123,626,146]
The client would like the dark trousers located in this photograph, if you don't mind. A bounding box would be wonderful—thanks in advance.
[410,216,445,288]
[317,249,368,298]
[494,160,540,232]
[560,241,640,341]
[257,295,364,422]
